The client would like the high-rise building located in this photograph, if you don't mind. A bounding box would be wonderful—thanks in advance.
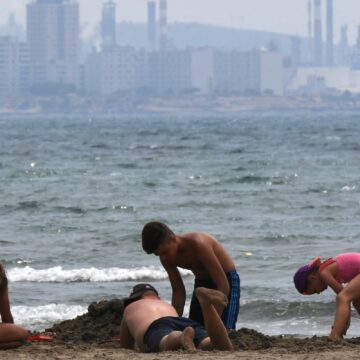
[326,0,334,66]
[0,36,29,95]
[26,0,79,88]
[147,1,157,51]
[351,25,360,70]
[101,1,116,48]
[313,0,323,66]
[338,25,350,66]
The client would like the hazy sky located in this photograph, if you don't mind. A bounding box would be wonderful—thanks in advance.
[1,0,359,43]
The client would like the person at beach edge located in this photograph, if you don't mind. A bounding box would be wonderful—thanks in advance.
[0,263,28,350]
[294,253,360,341]
[119,283,233,352]
[141,221,240,329]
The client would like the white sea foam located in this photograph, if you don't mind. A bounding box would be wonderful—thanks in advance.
[13,303,87,331]
[8,266,192,283]
[341,185,356,191]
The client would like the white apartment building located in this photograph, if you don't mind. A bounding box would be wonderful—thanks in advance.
[192,49,284,96]
[146,50,192,95]
[85,46,147,95]
[85,46,283,97]
[0,36,29,95]
[260,51,284,95]
[26,0,79,88]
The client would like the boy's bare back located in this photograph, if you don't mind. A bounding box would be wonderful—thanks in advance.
[160,232,235,278]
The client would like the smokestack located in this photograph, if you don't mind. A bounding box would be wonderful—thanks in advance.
[313,0,323,66]
[307,0,313,64]
[147,1,156,51]
[326,0,334,66]
[159,0,167,50]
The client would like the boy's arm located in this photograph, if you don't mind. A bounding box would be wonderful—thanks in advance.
[197,242,230,297]
[161,258,185,316]
[0,288,14,324]
[119,316,135,349]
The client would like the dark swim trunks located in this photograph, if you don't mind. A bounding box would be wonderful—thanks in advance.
[189,269,240,329]
[143,316,208,352]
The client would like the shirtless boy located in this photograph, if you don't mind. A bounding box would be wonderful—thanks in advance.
[141,221,240,329]
[119,283,233,352]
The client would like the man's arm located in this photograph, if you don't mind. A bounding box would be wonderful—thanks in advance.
[0,288,14,324]
[161,258,185,316]
[119,317,135,349]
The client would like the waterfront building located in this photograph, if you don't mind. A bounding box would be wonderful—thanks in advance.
[26,0,79,89]
[146,49,192,95]
[85,46,147,95]
[351,25,360,70]
[192,48,283,96]
[0,36,29,95]
[337,25,350,67]
[287,67,360,94]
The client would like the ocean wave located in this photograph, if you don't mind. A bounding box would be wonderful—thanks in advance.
[8,266,192,283]
[228,175,290,185]
[17,201,42,209]
[13,303,87,331]
[240,299,336,320]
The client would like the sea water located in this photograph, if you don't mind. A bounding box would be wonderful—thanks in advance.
[0,112,359,336]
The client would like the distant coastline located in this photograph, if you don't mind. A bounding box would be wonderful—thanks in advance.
[1,95,360,117]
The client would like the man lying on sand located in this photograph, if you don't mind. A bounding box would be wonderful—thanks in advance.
[119,283,233,352]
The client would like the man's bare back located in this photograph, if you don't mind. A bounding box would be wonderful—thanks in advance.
[123,298,178,351]
[119,284,233,352]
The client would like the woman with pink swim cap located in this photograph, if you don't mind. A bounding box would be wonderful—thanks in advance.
[293,253,360,341]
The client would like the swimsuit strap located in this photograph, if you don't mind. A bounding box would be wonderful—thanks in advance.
[319,258,336,272]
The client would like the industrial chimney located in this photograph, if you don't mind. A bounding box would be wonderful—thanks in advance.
[326,0,334,66]
[313,0,323,66]
[159,0,167,50]
[147,1,156,51]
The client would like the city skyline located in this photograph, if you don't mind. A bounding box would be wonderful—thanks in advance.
[1,0,360,44]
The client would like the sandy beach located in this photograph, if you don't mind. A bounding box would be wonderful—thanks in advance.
[2,342,360,360]
[3,298,360,360]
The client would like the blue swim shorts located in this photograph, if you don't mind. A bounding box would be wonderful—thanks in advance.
[189,269,240,329]
[143,316,208,352]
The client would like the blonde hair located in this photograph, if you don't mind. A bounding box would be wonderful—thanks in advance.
[0,262,8,296]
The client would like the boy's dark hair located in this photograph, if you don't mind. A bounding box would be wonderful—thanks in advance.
[142,221,174,254]
[0,262,8,296]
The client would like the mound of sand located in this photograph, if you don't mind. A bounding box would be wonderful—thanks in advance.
[46,299,359,353]
[47,299,124,343]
